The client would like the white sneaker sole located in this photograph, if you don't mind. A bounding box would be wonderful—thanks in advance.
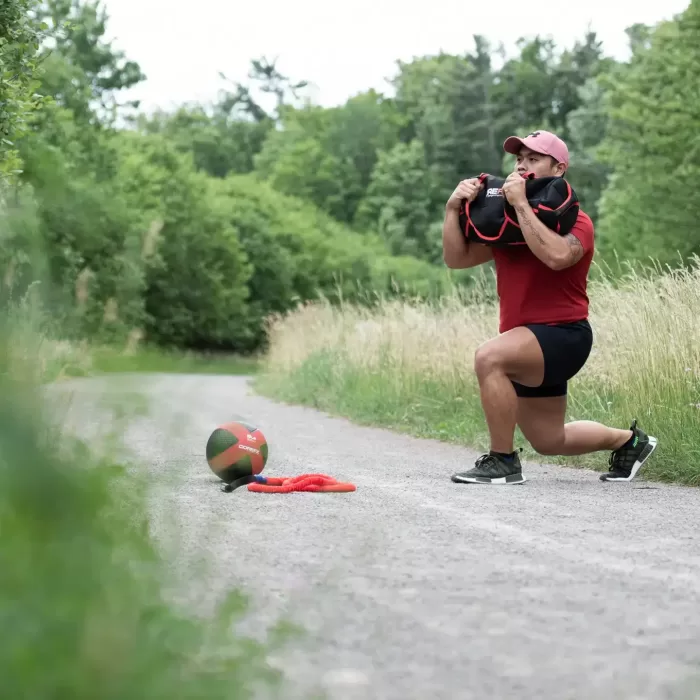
[451,473,527,485]
[600,436,658,482]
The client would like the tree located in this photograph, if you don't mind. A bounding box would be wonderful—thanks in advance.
[564,76,614,220]
[216,173,452,348]
[0,0,44,177]
[492,31,610,146]
[134,56,312,182]
[595,3,700,266]
[19,130,147,342]
[6,0,153,342]
[115,133,254,351]
[354,140,441,260]
[34,0,145,125]
[137,105,271,178]
[18,0,147,188]
[253,105,359,221]
[218,55,309,124]
[252,90,403,224]
[390,42,505,191]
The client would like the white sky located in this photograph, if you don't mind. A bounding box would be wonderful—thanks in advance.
[102,0,690,114]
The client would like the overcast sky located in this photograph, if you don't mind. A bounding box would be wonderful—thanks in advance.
[101,0,690,114]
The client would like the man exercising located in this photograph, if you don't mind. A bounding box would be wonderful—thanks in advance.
[442,129,657,485]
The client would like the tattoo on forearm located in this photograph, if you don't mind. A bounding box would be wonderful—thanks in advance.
[564,233,584,263]
[515,204,545,246]
[516,204,585,265]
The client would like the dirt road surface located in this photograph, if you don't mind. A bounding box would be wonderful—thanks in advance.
[55,373,700,700]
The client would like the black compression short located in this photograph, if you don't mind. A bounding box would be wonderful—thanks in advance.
[511,319,593,398]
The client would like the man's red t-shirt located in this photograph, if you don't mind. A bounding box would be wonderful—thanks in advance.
[491,210,595,333]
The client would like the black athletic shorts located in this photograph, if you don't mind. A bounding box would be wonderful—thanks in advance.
[511,319,593,398]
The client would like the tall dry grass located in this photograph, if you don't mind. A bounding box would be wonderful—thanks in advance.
[256,259,700,485]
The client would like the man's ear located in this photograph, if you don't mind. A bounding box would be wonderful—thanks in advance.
[550,156,567,176]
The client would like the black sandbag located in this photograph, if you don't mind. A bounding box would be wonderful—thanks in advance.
[458,172,579,247]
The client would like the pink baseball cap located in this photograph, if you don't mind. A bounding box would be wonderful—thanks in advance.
[503,130,569,166]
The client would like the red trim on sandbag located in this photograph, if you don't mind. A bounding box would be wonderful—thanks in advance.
[537,180,573,213]
[466,174,508,241]
[504,209,520,229]
[468,205,506,241]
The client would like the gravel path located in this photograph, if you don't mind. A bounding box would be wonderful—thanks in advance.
[55,373,700,700]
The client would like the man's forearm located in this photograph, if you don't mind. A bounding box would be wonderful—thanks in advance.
[442,206,469,266]
[513,203,580,270]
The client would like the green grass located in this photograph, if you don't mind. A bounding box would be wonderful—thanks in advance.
[82,345,261,377]
[255,349,489,444]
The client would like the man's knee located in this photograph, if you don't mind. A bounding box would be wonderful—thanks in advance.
[474,329,544,385]
[473,342,502,380]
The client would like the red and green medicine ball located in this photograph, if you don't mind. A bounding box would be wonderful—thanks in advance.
[206,421,268,484]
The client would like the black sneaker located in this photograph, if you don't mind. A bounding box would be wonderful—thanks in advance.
[600,420,658,482]
[451,450,526,485]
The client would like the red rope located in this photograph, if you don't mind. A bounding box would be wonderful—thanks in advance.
[247,473,356,493]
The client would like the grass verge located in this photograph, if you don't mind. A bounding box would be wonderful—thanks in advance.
[254,259,700,486]
[46,342,260,380]
[87,344,261,376]
[1,289,296,697]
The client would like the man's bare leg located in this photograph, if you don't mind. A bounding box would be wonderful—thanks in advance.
[476,364,519,454]
[516,396,658,482]
[473,326,545,453]
[451,326,658,484]
[452,327,545,484]
[514,396,633,456]
[561,421,633,454]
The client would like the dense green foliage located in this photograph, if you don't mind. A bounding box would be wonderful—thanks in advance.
[0,0,45,175]
[2,0,698,354]
[595,7,700,264]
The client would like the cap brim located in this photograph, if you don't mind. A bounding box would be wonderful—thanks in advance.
[503,136,526,155]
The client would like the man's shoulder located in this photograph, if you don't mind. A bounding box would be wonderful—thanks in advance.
[571,208,595,248]
[575,208,594,231]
